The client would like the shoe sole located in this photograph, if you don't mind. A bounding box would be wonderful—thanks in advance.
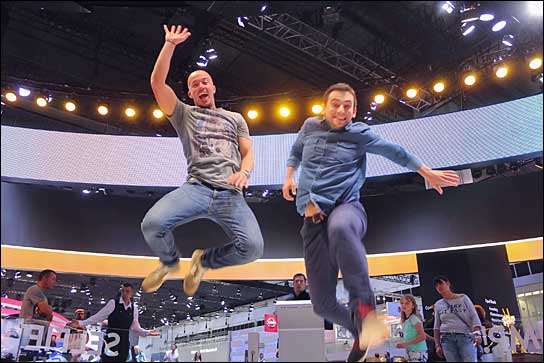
[358,312,388,350]
[142,265,180,293]
[183,251,205,296]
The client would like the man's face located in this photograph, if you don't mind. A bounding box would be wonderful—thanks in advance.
[187,71,216,108]
[44,273,57,289]
[121,286,133,300]
[324,90,357,129]
[293,276,306,294]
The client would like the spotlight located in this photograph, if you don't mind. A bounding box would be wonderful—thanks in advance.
[462,24,476,36]
[36,97,48,107]
[374,94,385,104]
[433,82,445,93]
[529,57,543,70]
[65,101,76,112]
[479,13,495,21]
[196,55,208,67]
[5,92,17,102]
[279,106,291,118]
[528,1,543,16]
[153,108,164,119]
[26,272,33,278]
[441,1,455,14]
[464,74,477,86]
[501,34,514,47]
[311,104,323,114]
[14,271,21,279]
[237,16,249,27]
[70,285,77,293]
[221,299,225,306]
[205,46,218,60]
[261,4,267,12]
[124,107,136,118]
[406,88,418,99]
[18,87,31,97]
[247,110,258,120]
[495,65,509,78]
[492,20,507,32]
[1,269,6,277]
[82,189,91,194]
[97,105,109,116]
[370,102,377,111]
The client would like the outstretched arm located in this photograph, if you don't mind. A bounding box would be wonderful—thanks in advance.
[150,25,191,116]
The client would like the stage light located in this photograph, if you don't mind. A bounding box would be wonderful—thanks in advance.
[462,24,476,36]
[18,87,31,97]
[406,88,418,99]
[433,82,445,93]
[71,286,77,293]
[82,189,91,194]
[479,13,494,21]
[442,1,455,14]
[311,104,323,114]
[492,20,507,32]
[495,65,508,78]
[5,92,17,102]
[529,57,542,70]
[124,107,136,118]
[279,106,291,118]
[97,105,109,116]
[501,34,514,47]
[374,94,385,104]
[464,74,477,86]
[247,110,258,120]
[370,102,377,111]
[196,55,208,67]
[65,101,76,112]
[36,97,48,107]
[237,16,249,27]
[528,1,543,16]
[153,108,164,119]
[26,272,33,278]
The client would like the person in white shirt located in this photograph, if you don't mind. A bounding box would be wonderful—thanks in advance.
[69,283,158,362]
[164,344,179,361]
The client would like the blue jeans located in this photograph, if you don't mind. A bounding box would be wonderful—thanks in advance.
[300,201,373,338]
[440,333,477,362]
[141,180,264,269]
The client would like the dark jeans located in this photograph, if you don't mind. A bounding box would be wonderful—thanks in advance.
[300,201,374,337]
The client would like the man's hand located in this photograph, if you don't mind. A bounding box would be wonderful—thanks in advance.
[163,25,191,46]
[418,166,460,195]
[148,330,160,336]
[436,346,444,358]
[227,172,249,189]
[282,178,297,201]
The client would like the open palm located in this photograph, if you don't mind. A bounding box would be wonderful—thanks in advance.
[163,24,191,45]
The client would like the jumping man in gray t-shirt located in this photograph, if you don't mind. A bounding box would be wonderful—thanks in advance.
[141,24,264,296]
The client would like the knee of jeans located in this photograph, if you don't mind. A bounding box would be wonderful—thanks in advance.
[141,213,166,237]
[236,232,264,261]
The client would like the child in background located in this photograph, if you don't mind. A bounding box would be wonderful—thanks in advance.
[396,295,428,362]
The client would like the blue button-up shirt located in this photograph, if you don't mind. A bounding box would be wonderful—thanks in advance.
[287,117,422,216]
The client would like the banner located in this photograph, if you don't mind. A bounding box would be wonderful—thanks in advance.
[264,314,278,333]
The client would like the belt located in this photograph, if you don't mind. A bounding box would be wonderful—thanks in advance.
[441,332,470,336]
[190,177,229,191]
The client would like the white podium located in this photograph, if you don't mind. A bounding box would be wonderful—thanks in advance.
[276,300,325,362]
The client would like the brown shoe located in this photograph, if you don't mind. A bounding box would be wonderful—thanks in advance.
[183,249,208,296]
[142,263,179,293]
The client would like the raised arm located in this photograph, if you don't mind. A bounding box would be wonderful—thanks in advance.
[150,25,191,116]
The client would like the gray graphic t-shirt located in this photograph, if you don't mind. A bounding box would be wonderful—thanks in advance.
[434,294,482,334]
[167,100,251,190]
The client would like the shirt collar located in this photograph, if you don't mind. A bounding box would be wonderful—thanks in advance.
[118,296,132,308]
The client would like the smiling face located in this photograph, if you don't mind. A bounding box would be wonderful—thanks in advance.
[187,70,216,108]
[400,296,415,316]
[324,90,357,129]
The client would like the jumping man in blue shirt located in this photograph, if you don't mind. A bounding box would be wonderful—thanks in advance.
[282,83,460,362]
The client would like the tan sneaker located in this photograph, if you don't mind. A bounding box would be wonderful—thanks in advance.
[358,310,388,350]
[142,263,179,293]
[183,249,208,296]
